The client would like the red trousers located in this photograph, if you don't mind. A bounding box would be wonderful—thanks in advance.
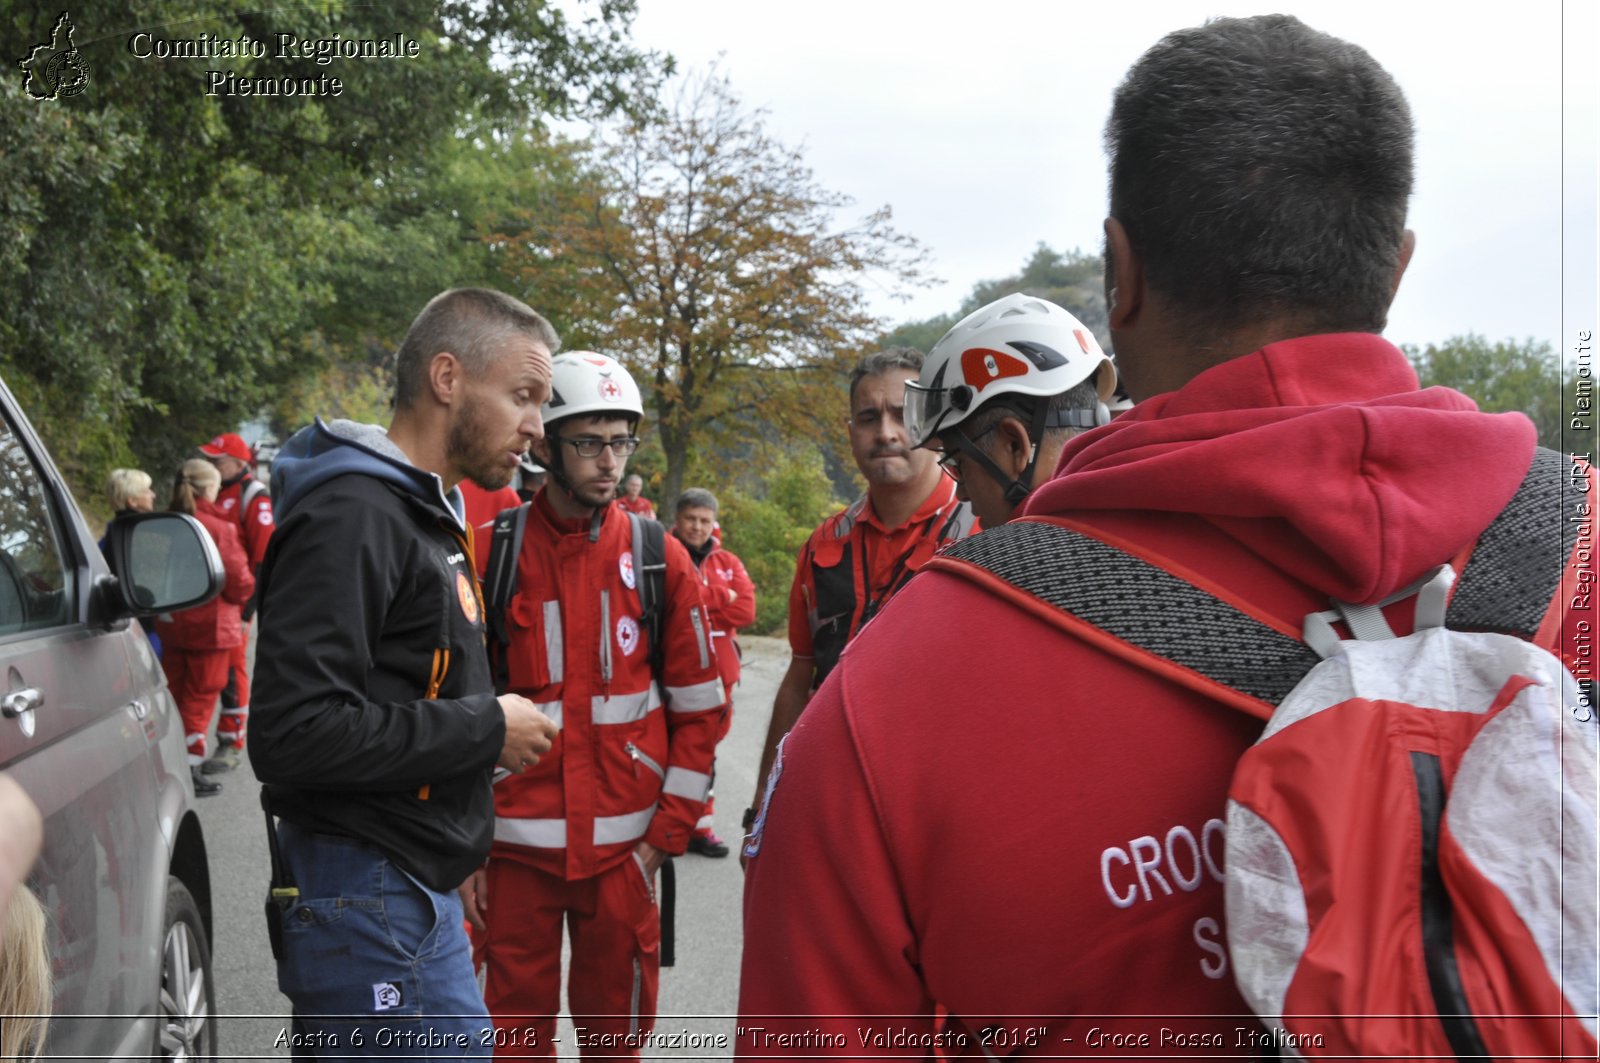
[480,856,660,1059]
[217,623,251,747]
[161,647,230,764]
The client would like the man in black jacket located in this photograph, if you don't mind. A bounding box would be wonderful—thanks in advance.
[251,287,563,1057]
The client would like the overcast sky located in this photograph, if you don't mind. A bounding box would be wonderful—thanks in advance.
[625,0,1595,354]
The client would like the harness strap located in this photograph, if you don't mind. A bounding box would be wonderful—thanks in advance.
[929,447,1569,718]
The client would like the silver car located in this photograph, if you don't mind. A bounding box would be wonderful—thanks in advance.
[0,372,223,1060]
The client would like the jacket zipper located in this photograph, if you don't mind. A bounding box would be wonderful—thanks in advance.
[624,741,664,780]
[689,606,710,669]
[418,648,450,800]
[600,588,613,687]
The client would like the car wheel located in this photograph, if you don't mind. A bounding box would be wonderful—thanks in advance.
[157,878,216,1060]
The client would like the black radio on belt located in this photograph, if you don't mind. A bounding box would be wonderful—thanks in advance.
[260,791,300,961]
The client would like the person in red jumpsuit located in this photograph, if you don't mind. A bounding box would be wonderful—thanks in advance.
[466,352,727,1058]
[154,459,254,797]
[669,487,756,857]
[197,431,272,773]
[744,348,977,848]
[738,14,1594,1055]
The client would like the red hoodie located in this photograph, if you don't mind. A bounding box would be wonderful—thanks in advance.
[738,335,1571,1056]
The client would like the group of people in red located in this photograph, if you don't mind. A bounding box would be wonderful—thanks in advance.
[120,10,1594,1060]
[102,433,273,797]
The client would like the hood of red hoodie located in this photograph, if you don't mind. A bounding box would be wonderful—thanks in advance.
[1024,333,1537,605]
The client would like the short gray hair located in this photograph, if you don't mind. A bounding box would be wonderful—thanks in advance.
[848,347,924,408]
[394,288,561,410]
[675,487,719,515]
[105,468,152,510]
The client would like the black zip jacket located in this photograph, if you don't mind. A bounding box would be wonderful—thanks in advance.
[249,418,505,891]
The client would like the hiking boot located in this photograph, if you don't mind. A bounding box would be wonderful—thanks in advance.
[201,743,242,775]
[190,766,222,797]
[687,831,729,858]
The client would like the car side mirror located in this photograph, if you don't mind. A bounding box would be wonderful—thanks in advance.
[100,512,224,621]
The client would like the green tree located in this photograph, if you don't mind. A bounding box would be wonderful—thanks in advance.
[1,0,664,488]
[1403,335,1564,451]
[489,70,930,506]
[718,446,839,635]
[881,242,1107,356]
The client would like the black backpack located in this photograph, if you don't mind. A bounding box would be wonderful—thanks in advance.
[482,504,668,694]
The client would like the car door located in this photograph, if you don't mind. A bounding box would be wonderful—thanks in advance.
[0,399,165,1059]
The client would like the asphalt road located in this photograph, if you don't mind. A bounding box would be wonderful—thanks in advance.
[198,634,788,1060]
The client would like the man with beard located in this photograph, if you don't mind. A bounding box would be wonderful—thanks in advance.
[195,430,273,773]
[465,352,727,1056]
[249,287,562,1057]
[745,348,976,848]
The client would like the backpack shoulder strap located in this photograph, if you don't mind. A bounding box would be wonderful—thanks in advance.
[926,447,1572,721]
[629,511,669,677]
[936,497,978,543]
[1445,446,1573,639]
[929,520,1302,720]
[239,477,268,518]
[484,502,529,651]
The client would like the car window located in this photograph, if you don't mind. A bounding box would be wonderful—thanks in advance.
[0,411,72,636]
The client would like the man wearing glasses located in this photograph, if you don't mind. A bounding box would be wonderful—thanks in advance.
[745,348,976,857]
[904,293,1119,529]
[466,351,727,1057]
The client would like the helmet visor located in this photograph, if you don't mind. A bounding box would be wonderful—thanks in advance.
[902,379,953,449]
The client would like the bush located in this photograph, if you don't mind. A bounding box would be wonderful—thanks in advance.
[717,447,840,635]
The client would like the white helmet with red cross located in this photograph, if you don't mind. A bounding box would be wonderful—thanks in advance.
[904,293,1116,448]
[541,351,645,429]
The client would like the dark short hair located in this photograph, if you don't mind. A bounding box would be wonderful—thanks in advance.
[393,288,561,410]
[955,379,1102,448]
[675,487,719,515]
[1106,15,1414,337]
[848,347,924,409]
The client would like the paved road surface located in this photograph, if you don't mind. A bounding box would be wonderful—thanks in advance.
[202,633,787,1059]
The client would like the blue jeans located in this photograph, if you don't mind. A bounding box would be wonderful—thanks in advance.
[274,823,492,1059]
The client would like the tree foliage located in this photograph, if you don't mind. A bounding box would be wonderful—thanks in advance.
[0,0,664,488]
[881,243,1107,354]
[1403,334,1565,452]
[717,446,839,635]
[488,71,930,506]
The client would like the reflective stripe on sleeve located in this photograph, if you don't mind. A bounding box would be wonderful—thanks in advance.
[592,689,660,725]
[663,676,725,712]
[663,766,711,802]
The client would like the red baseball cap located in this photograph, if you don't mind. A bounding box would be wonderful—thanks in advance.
[198,433,252,462]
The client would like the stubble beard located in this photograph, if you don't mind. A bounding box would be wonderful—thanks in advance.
[448,406,516,492]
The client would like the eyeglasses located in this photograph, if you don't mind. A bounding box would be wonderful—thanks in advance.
[555,435,640,458]
[933,425,997,482]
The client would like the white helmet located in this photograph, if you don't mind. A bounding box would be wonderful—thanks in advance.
[541,351,645,428]
[904,293,1116,449]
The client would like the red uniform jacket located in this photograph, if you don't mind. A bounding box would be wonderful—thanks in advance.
[156,500,255,651]
[460,481,520,531]
[215,473,274,570]
[738,335,1585,1055]
[693,539,756,698]
[615,494,656,519]
[482,493,727,880]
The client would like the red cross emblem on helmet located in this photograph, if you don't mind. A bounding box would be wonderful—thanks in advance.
[599,377,623,402]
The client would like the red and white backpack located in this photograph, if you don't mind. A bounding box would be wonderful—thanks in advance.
[932,448,1598,1058]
